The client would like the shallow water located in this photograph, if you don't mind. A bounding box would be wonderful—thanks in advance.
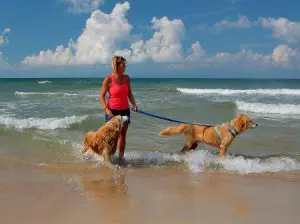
[1,78,300,174]
[1,78,300,223]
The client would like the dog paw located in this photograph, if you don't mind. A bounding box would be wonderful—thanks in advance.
[104,162,121,171]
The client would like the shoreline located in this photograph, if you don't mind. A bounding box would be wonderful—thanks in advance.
[1,157,300,224]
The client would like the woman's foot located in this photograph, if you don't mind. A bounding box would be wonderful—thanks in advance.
[117,157,126,167]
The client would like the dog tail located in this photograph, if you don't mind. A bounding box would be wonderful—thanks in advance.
[159,124,190,136]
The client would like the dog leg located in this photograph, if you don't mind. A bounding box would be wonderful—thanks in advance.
[219,144,228,156]
[103,149,120,170]
[181,145,190,153]
[81,144,89,154]
[103,150,112,166]
[190,142,198,150]
[181,142,199,153]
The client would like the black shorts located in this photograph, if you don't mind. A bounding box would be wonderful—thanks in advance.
[104,108,131,124]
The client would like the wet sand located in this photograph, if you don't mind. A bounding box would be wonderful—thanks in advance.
[1,157,300,224]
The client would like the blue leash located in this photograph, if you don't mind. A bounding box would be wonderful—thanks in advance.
[131,109,213,127]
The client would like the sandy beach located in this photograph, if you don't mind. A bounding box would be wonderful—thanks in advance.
[1,155,300,224]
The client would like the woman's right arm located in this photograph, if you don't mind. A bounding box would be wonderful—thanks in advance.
[100,77,113,117]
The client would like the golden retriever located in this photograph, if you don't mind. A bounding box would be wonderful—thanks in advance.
[81,115,129,168]
[159,114,257,156]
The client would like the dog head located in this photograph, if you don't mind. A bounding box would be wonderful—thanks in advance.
[235,114,257,132]
[109,115,129,131]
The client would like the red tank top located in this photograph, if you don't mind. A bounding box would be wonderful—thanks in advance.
[107,74,129,110]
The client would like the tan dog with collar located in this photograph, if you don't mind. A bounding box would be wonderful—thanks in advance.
[159,114,257,156]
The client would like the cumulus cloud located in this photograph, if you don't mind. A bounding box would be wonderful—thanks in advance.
[186,41,206,61]
[271,44,300,66]
[214,15,252,30]
[23,3,187,65]
[258,17,300,43]
[0,28,11,46]
[213,16,300,44]
[117,16,185,63]
[23,2,132,65]
[21,3,300,70]
[184,44,300,69]
[60,0,104,14]
[0,28,11,69]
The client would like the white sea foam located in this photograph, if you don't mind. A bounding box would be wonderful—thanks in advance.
[0,115,88,130]
[14,91,97,97]
[37,80,52,84]
[236,101,300,115]
[177,88,300,96]
[80,149,300,174]
[185,150,300,174]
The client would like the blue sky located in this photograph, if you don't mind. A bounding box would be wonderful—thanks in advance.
[0,0,300,78]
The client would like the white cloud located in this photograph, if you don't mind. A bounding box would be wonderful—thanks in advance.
[213,16,300,44]
[186,41,206,61]
[0,28,11,69]
[22,43,75,66]
[21,4,300,70]
[258,17,300,43]
[116,16,185,63]
[0,28,11,46]
[272,44,300,66]
[60,0,104,14]
[214,15,252,31]
[23,4,186,65]
[184,44,300,69]
[22,2,131,65]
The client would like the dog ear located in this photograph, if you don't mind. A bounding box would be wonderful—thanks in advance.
[241,118,248,129]
[241,121,246,129]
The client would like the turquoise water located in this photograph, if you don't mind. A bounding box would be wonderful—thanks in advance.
[1,78,300,174]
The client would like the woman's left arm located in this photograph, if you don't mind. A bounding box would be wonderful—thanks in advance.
[127,76,138,110]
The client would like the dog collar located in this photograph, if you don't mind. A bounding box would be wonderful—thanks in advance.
[230,121,239,137]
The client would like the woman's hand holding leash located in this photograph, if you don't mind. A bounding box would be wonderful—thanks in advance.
[105,107,113,118]
[131,105,138,112]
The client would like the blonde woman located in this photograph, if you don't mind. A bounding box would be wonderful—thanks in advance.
[100,56,138,165]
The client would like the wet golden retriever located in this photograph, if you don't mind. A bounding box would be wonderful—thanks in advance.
[159,114,257,156]
[81,115,129,168]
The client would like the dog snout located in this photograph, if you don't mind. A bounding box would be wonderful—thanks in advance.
[252,123,258,128]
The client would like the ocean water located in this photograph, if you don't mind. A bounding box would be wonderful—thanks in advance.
[1,78,300,174]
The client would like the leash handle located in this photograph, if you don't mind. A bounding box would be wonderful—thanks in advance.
[131,108,213,127]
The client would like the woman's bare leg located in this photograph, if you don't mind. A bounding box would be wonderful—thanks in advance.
[118,125,128,164]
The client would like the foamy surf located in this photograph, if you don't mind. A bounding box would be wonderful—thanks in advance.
[14,91,97,97]
[177,88,300,96]
[15,91,79,96]
[81,151,183,167]
[79,149,300,174]
[37,80,52,84]
[0,115,88,130]
[185,150,300,174]
[236,101,300,115]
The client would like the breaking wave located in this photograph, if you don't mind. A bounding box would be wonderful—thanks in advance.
[37,80,52,84]
[80,149,300,174]
[14,91,97,97]
[177,88,300,96]
[236,101,300,115]
[0,115,88,130]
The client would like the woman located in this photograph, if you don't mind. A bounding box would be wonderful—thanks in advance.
[100,56,138,165]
